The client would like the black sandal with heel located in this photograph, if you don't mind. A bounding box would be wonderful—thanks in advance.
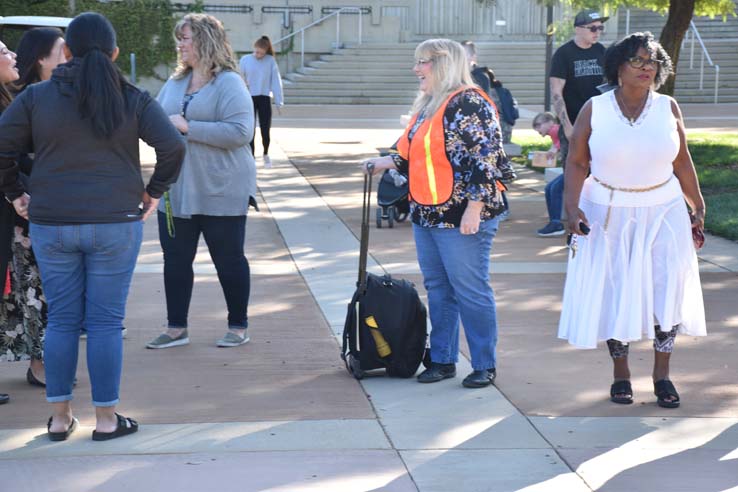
[654,379,680,408]
[610,380,633,404]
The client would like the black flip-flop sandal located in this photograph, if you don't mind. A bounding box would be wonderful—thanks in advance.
[92,413,139,441]
[610,380,633,404]
[654,379,680,408]
[47,416,78,441]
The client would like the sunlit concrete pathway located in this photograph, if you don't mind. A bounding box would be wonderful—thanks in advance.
[1,104,737,491]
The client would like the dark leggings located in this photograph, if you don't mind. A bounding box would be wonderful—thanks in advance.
[158,212,250,329]
[250,95,272,156]
[607,325,678,358]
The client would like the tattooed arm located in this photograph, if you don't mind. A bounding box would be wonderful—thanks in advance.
[550,77,572,139]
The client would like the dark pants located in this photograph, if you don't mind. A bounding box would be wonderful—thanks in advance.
[250,95,272,156]
[545,174,564,223]
[158,212,250,329]
[545,125,570,223]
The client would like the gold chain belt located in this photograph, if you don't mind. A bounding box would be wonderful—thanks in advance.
[591,175,672,231]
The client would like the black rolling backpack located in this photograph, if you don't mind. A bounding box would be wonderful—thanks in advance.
[341,167,429,379]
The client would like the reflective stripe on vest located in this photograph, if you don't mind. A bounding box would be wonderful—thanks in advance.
[397,87,496,206]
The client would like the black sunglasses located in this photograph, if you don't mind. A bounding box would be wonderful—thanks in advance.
[579,25,605,33]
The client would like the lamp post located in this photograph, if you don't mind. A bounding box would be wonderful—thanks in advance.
[544,3,554,111]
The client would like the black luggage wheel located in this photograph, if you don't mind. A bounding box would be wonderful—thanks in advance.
[376,207,394,228]
[347,354,365,380]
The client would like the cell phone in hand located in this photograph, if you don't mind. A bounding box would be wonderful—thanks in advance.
[579,222,590,235]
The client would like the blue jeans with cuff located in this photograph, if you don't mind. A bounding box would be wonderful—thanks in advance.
[413,218,499,371]
[31,221,143,407]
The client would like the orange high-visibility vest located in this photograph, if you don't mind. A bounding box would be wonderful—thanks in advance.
[397,87,497,206]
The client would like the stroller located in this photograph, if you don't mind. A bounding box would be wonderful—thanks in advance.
[376,168,409,228]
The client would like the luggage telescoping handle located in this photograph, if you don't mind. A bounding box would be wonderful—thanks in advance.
[357,163,374,292]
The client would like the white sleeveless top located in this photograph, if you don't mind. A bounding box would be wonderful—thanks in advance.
[581,90,683,207]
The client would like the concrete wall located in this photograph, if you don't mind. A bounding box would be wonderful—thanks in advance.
[139,1,619,93]
[170,0,587,55]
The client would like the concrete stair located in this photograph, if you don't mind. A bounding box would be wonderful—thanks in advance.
[619,7,738,39]
[672,42,738,103]
[284,42,548,105]
[284,13,738,106]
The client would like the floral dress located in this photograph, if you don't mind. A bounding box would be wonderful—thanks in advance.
[0,224,47,362]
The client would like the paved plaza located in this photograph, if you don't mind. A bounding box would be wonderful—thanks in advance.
[1,104,737,491]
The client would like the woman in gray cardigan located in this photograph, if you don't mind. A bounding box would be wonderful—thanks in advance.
[148,13,256,349]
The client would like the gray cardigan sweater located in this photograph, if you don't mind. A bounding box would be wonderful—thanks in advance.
[156,70,255,218]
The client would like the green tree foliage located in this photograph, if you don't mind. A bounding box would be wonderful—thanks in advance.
[0,0,176,78]
[559,0,735,19]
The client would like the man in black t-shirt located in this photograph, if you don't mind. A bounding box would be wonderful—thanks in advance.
[538,9,607,237]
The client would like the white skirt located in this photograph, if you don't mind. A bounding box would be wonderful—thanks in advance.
[558,190,707,349]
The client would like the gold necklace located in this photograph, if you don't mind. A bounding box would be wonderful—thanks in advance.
[615,89,649,125]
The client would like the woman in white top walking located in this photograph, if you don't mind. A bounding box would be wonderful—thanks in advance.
[559,32,706,409]
[239,36,283,168]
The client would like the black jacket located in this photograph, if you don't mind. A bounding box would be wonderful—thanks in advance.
[0,60,185,225]
[0,110,33,285]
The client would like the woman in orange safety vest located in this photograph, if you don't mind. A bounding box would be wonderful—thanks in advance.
[362,38,514,389]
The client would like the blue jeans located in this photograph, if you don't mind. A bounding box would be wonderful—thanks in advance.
[158,212,250,329]
[545,173,564,223]
[31,221,143,406]
[413,219,499,371]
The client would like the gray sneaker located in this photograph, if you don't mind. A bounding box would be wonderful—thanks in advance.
[146,330,190,349]
[216,330,250,347]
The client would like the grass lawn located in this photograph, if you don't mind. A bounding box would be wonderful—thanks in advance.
[511,130,738,241]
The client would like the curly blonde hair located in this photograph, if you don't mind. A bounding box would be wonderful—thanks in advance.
[173,13,238,79]
[411,39,475,117]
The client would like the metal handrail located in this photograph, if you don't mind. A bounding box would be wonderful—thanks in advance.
[685,20,720,103]
[274,7,363,71]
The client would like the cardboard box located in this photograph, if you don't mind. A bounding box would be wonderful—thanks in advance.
[529,151,556,168]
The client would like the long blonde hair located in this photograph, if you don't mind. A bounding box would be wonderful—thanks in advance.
[411,39,475,117]
[173,13,238,79]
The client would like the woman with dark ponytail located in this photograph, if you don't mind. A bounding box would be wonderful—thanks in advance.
[0,12,185,441]
[239,35,283,167]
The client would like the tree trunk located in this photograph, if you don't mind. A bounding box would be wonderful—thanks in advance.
[658,0,697,96]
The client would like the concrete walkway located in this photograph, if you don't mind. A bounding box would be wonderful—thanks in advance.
[1,105,737,491]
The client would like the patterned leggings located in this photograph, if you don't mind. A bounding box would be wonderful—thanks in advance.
[607,325,678,358]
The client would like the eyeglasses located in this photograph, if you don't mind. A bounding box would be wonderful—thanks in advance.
[579,25,605,33]
[627,56,663,69]
[414,58,432,66]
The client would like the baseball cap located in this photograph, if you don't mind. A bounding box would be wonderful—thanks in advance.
[574,10,609,26]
